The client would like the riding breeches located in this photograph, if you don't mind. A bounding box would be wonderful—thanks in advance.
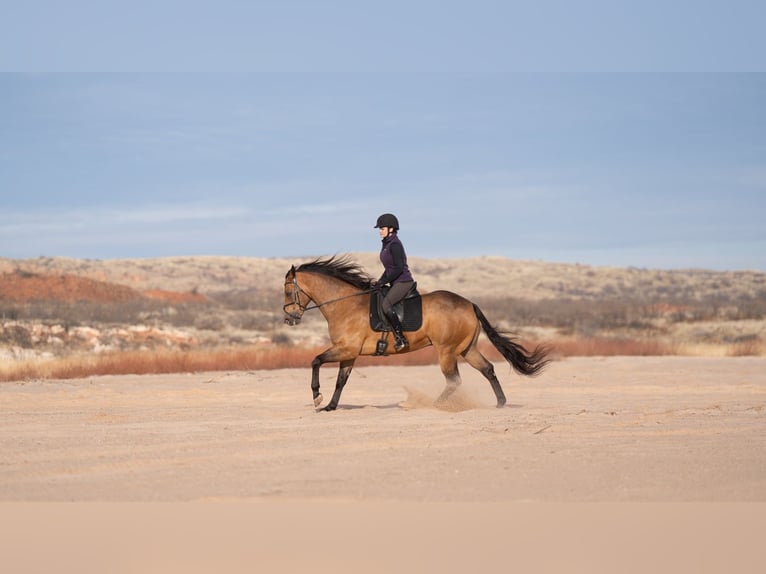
[381,281,415,315]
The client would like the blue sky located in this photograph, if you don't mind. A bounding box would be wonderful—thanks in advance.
[2,0,766,273]
[1,73,764,270]
[3,1,765,73]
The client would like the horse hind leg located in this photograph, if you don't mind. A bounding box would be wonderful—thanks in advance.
[435,349,462,406]
[463,346,507,408]
[320,359,355,412]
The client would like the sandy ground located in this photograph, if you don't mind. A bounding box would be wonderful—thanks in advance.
[2,356,765,572]
[2,356,764,502]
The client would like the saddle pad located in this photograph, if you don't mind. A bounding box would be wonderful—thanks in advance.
[369,289,423,333]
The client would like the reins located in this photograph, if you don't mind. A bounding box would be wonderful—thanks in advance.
[304,289,374,312]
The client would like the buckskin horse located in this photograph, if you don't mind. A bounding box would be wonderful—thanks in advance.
[283,256,550,411]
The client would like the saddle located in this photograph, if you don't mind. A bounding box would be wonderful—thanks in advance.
[369,283,423,333]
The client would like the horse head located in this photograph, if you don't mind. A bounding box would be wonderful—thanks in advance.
[283,265,310,326]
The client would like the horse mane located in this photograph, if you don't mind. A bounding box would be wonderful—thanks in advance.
[296,255,373,290]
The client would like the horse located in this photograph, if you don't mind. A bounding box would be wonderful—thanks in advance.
[283,255,550,411]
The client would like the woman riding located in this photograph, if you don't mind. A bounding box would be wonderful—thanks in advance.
[373,213,415,351]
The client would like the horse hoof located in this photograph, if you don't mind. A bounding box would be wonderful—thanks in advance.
[313,393,324,407]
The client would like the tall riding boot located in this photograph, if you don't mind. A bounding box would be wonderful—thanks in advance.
[385,311,409,351]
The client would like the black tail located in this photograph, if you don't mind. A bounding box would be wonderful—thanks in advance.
[473,304,551,376]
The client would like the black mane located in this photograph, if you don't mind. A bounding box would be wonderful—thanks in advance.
[296,255,373,290]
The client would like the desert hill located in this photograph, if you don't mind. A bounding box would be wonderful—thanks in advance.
[0,270,144,303]
[0,270,209,304]
[1,254,765,364]
[2,253,765,302]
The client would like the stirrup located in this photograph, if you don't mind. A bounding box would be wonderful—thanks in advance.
[394,334,408,351]
[375,338,389,356]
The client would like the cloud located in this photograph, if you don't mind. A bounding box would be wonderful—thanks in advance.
[2,203,250,233]
[0,197,382,258]
[112,204,250,224]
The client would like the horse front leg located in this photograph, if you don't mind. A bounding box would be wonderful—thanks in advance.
[320,359,356,412]
[310,347,354,409]
[310,355,324,407]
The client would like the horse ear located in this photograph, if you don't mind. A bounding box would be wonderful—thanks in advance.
[287,265,296,278]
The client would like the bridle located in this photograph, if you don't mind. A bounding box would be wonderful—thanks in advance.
[283,276,310,322]
[283,275,373,322]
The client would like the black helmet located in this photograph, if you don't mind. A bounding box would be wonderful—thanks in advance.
[374,213,400,230]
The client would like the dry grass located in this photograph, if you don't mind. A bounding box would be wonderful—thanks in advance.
[0,345,446,382]
[7,334,754,383]
[547,338,679,357]
[0,346,309,382]
[727,339,765,357]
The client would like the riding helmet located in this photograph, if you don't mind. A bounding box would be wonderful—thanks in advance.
[374,213,400,230]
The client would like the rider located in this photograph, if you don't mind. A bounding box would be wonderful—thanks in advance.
[373,213,415,351]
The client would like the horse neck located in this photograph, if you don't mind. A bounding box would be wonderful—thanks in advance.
[298,272,361,307]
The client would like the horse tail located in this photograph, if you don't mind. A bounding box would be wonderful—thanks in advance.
[473,304,551,376]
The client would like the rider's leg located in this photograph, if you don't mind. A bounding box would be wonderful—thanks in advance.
[382,282,413,351]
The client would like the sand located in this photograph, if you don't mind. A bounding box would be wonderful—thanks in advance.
[2,356,764,572]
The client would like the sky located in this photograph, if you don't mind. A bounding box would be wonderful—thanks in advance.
[1,6,765,271]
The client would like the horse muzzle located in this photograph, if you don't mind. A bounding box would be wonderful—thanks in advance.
[284,313,302,326]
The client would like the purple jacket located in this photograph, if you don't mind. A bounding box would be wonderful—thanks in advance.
[378,233,414,285]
